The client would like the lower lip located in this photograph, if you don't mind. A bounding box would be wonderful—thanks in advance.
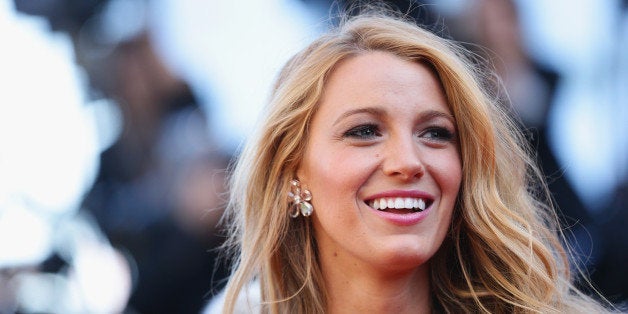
[369,205,431,226]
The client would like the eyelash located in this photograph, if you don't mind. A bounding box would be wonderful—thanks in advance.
[343,124,455,142]
[421,127,455,142]
[343,124,380,139]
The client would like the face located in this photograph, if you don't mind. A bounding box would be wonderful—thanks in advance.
[298,51,462,276]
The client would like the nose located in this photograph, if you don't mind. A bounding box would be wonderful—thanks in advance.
[381,133,425,181]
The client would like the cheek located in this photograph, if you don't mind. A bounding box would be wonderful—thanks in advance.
[301,147,379,211]
[428,150,462,195]
[303,140,375,180]
[308,150,375,194]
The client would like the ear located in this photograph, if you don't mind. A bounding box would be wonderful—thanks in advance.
[295,167,305,185]
[295,163,310,188]
[295,142,312,187]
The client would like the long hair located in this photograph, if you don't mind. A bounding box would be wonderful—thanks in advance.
[220,10,612,314]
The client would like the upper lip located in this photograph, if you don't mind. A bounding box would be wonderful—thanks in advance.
[364,189,434,202]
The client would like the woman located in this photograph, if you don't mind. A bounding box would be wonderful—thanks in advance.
[212,10,615,313]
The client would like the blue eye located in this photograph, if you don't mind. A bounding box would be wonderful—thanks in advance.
[344,124,381,139]
[422,127,455,141]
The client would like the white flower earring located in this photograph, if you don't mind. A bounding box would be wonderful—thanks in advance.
[288,179,313,218]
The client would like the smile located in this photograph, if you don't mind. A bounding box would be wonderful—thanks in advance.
[368,197,429,212]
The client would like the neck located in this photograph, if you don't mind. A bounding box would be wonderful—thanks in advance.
[323,262,431,314]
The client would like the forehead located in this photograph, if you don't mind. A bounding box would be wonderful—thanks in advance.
[316,51,449,118]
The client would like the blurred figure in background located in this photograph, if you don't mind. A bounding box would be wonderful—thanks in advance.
[595,180,628,303]
[1,0,132,312]
[12,0,231,312]
[445,0,600,285]
[449,0,628,303]
[81,32,231,313]
[588,0,628,302]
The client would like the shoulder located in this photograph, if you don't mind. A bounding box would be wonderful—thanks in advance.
[202,280,261,314]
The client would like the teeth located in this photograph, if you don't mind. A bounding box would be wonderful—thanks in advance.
[394,198,404,209]
[369,197,428,211]
[404,198,413,208]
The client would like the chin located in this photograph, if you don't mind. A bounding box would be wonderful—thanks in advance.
[371,237,436,272]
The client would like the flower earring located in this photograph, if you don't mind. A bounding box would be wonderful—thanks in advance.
[288,179,313,218]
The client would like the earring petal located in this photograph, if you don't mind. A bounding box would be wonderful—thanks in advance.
[300,201,313,217]
[290,204,300,218]
[302,189,312,202]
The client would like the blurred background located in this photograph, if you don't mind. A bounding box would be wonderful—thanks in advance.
[0,0,625,313]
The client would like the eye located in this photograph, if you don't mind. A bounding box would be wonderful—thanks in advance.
[343,124,381,139]
[421,127,455,142]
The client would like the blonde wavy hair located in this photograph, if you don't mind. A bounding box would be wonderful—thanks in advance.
[220,10,613,314]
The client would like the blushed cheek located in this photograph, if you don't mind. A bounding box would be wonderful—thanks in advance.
[429,153,462,195]
[309,153,377,209]
[444,164,462,198]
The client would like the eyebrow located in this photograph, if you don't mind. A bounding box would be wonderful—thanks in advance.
[332,107,385,126]
[420,110,456,124]
[332,106,455,126]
